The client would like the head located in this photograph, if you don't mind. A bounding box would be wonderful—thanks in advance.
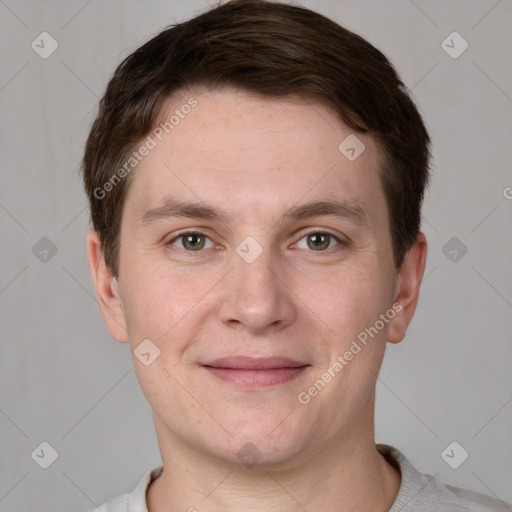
[84,0,430,469]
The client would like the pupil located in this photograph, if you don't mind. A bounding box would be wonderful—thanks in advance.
[185,234,204,250]
[309,233,328,250]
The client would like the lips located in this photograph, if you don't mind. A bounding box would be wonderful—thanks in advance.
[201,357,310,388]
[202,356,308,370]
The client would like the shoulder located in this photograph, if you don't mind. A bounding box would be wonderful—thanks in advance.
[80,465,163,512]
[81,492,130,512]
[441,483,512,512]
[377,444,511,512]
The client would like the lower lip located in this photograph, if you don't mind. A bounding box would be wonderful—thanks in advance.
[203,366,308,388]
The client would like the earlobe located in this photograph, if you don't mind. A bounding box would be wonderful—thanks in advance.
[86,230,129,343]
[387,232,428,344]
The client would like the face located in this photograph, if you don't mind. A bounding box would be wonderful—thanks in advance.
[89,86,425,470]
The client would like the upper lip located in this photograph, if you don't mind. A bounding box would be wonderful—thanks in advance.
[201,356,309,370]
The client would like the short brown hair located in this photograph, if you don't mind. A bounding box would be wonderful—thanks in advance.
[82,0,431,277]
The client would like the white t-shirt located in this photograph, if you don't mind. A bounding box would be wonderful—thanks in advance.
[84,444,511,511]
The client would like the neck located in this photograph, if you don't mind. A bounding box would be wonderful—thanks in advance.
[147,412,401,512]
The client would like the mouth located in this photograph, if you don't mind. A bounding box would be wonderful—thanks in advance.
[200,357,310,388]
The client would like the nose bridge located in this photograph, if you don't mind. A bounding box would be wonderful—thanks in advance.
[235,237,277,289]
[234,234,281,302]
[219,235,295,332]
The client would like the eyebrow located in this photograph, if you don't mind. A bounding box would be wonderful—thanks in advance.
[138,197,369,228]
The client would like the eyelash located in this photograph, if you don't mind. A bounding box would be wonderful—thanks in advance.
[166,229,346,255]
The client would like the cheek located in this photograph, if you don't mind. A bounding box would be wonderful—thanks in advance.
[120,261,218,350]
[123,274,171,336]
[309,264,389,341]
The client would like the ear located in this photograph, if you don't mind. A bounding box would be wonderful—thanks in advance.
[86,230,129,343]
[387,232,427,344]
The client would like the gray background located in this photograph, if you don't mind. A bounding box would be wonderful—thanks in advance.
[1,0,511,510]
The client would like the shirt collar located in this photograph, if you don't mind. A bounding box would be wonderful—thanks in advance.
[128,445,425,511]
[129,465,163,512]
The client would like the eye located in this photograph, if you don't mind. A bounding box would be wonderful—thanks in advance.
[167,230,344,254]
[294,231,342,251]
[168,231,215,251]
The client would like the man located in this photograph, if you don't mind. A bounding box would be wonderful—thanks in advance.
[82,1,510,510]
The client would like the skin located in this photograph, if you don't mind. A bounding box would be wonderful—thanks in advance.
[88,86,427,511]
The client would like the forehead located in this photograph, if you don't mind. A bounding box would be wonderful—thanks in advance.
[122,87,387,228]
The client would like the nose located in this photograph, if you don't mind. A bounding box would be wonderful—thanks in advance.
[217,242,297,334]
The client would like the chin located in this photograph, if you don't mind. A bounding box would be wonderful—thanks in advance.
[203,418,315,471]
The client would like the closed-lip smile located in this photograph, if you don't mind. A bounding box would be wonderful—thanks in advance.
[201,356,310,388]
